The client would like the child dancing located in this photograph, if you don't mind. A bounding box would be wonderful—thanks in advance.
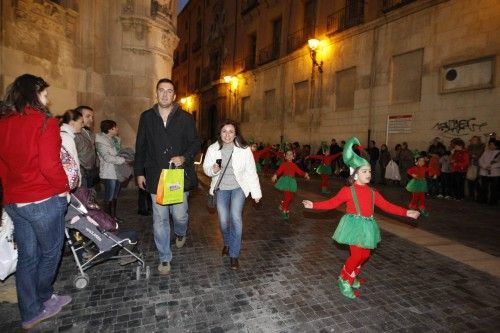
[306,144,342,194]
[272,150,310,219]
[406,152,430,217]
[303,137,419,299]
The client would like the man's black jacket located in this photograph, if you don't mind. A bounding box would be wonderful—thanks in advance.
[134,103,201,193]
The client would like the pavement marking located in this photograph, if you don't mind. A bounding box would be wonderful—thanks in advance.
[376,216,500,278]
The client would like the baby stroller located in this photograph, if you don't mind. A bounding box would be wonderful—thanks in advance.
[65,188,150,289]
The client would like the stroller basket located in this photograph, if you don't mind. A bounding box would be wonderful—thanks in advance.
[65,193,149,289]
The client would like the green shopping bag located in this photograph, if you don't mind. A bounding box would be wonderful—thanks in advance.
[156,164,184,205]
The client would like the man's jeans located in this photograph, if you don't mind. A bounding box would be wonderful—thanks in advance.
[216,188,246,258]
[151,192,189,263]
[5,195,68,322]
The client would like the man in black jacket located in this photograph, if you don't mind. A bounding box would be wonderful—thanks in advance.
[134,78,200,275]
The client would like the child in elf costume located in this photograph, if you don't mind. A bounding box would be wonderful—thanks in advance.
[306,143,343,194]
[406,152,431,217]
[303,137,419,299]
[251,143,273,174]
[272,150,310,219]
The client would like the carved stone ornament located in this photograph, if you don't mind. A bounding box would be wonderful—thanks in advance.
[13,0,79,40]
[151,0,173,20]
[122,0,135,14]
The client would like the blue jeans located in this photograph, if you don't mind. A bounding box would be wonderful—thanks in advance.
[103,179,121,201]
[151,192,189,263]
[5,195,68,322]
[216,187,246,258]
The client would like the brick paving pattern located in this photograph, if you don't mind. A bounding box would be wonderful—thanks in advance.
[0,173,499,332]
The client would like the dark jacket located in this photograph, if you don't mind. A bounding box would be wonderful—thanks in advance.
[134,104,200,193]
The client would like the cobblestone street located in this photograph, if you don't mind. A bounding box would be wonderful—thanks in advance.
[1,173,499,332]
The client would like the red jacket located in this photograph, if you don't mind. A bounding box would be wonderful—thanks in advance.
[407,165,427,180]
[275,161,307,178]
[312,183,407,217]
[306,152,342,165]
[0,107,69,204]
[450,149,470,172]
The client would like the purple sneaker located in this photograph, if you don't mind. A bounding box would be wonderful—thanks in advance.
[43,294,72,310]
[22,305,62,329]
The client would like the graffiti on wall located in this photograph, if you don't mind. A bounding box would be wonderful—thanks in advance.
[433,118,488,137]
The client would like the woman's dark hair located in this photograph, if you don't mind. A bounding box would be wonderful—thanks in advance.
[61,109,82,124]
[0,74,50,118]
[217,119,248,149]
[100,119,117,134]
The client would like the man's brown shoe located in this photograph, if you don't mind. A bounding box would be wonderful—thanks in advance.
[230,257,239,270]
[221,246,229,257]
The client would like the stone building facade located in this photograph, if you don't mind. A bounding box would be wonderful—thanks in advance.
[173,0,499,151]
[0,0,178,147]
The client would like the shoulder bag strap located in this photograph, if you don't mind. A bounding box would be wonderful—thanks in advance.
[213,149,234,192]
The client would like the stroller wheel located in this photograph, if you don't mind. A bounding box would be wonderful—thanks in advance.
[73,273,89,289]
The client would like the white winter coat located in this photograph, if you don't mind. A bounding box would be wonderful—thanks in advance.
[203,142,262,199]
[478,149,500,177]
[60,123,81,180]
[95,133,126,180]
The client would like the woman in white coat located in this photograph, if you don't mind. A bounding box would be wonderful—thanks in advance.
[203,119,262,270]
[60,109,83,188]
[95,120,128,221]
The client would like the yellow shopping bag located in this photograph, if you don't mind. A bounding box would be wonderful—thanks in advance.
[156,166,184,205]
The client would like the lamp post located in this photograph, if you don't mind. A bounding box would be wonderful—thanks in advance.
[308,38,323,73]
[223,75,238,119]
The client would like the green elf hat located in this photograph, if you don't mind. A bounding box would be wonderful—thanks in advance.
[343,137,370,175]
[321,141,329,154]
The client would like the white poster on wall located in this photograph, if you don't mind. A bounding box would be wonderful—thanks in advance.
[387,114,413,134]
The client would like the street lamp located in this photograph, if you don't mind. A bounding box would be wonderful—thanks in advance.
[308,38,323,73]
[224,75,239,96]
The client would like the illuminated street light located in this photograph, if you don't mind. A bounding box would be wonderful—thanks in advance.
[308,38,323,73]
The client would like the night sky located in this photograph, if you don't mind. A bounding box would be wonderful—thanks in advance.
[178,0,189,14]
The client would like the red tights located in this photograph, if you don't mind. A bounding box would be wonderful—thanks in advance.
[320,174,329,189]
[281,191,294,211]
[409,192,425,209]
[340,245,371,284]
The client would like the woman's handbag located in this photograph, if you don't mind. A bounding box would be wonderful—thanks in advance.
[0,211,17,281]
[60,146,80,190]
[466,164,478,181]
[207,151,233,209]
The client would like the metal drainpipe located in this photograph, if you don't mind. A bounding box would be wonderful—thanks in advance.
[367,25,379,145]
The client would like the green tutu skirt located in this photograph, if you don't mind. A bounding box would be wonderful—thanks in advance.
[406,179,427,193]
[316,164,332,175]
[274,176,297,192]
[332,214,381,249]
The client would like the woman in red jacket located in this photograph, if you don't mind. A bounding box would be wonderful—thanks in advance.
[272,149,310,220]
[0,74,71,329]
[303,138,419,299]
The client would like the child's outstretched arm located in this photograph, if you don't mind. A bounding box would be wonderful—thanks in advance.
[374,190,420,219]
[302,187,349,210]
